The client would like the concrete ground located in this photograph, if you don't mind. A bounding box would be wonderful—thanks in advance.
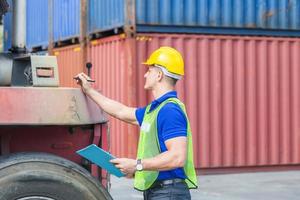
[109,171,300,200]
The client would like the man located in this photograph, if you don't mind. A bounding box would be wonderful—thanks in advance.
[75,46,198,200]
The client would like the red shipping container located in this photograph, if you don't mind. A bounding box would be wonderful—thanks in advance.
[88,33,300,171]
[53,45,83,87]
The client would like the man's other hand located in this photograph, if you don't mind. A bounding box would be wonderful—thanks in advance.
[110,158,137,175]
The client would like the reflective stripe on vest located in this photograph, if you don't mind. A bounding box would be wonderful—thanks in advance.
[134,98,198,191]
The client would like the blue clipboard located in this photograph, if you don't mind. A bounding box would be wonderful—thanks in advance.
[76,144,125,177]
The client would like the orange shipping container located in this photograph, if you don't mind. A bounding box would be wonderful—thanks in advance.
[53,45,84,87]
[88,33,300,171]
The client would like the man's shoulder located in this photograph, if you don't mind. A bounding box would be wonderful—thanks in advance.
[158,102,186,121]
[160,101,182,112]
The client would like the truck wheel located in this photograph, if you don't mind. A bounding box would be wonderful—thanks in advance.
[0,152,113,200]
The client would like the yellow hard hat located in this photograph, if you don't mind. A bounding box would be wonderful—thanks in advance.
[142,46,184,79]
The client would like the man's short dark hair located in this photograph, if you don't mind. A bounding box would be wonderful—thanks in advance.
[165,75,178,86]
[155,66,179,86]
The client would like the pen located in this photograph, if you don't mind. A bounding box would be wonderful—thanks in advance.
[73,77,96,83]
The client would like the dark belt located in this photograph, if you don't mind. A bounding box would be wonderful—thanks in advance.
[150,178,184,189]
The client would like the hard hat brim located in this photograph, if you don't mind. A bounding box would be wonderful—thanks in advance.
[141,61,153,66]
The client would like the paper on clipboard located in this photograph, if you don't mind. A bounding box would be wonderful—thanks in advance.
[76,144,125,177]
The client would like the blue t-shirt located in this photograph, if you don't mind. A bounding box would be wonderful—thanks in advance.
[135,91,187,180]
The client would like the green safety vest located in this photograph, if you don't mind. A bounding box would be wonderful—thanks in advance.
[134,97,198,191]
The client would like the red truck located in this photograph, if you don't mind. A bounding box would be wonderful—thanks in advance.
[0,0,112,199]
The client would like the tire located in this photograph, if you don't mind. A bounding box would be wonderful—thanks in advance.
[0,152,113,200]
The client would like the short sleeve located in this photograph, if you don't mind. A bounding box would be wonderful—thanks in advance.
[157,103,187,142]
[135,106,146,126]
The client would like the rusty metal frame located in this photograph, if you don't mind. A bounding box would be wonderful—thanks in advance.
[124,0,136,38]
[80,0,88,74]
[48,0,54,55]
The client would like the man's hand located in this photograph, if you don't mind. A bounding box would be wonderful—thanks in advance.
[74,73,93,94]
[74,72,138,125]
[110,158,136,175]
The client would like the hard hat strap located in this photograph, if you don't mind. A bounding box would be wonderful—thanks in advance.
[154,64,182,80]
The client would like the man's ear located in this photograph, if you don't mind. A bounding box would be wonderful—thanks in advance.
[157,70,164,82]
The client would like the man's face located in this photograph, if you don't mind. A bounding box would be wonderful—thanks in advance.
[143,66,161,90]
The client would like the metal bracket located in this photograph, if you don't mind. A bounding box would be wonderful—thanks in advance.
[7,55,60,87]
[30,55,59,87]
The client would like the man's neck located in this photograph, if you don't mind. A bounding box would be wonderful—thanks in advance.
[152,85,175,99]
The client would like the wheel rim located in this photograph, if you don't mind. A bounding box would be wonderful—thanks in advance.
[17,197,56,200]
